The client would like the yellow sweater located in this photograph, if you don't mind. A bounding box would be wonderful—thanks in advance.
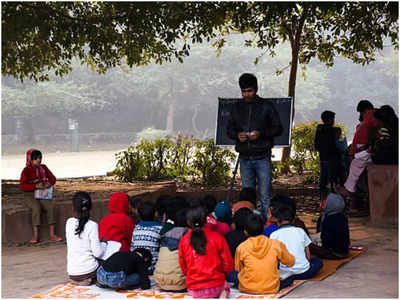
[235,235,295,294]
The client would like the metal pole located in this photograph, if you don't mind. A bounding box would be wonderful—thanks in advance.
[227,156,240,203]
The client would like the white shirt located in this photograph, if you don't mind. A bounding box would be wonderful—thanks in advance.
[66,218,103,276]
[270,225,311,277]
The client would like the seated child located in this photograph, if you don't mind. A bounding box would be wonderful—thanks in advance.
[224,207,253,287]
[154,208,189,292]
[66,192,103,285]
[99,192,135,252]
[128,195,142,225]
[319,193,350,258]
[270,202,323,281]
[96,248,152,290]
[160,196,188,236]
[264,195,309,237]
[19,148,62,243]
[155,194,170,224]
[232,187,257,215]
[201,195,230,236]
[179,206,233,298]
[235,213,295,294]
[130,201,162,274]
[212,200,233,226]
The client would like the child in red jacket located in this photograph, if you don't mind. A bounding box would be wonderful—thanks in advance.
[19,149,62,244]
[99,192,135,252]
[178,206,233,298]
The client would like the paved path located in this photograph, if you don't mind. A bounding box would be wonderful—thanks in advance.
[2,150,122,180]
[2,148,283,180]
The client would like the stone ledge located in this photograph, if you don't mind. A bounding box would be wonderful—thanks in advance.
[2,179,176,245]
[367,164,398,227]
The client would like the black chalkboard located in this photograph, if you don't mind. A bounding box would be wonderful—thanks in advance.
[215,97,293,147]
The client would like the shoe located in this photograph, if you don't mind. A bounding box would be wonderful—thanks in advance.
[95,282,109,289]
[29,238,39,244]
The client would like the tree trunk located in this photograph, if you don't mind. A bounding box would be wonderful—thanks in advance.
[166,77,175,132]
[280,46,299,168]
[280,11,308,171]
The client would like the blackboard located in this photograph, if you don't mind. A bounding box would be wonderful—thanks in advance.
[215,97,293,147]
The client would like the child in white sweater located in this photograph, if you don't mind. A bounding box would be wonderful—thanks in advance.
[66,192,104,285]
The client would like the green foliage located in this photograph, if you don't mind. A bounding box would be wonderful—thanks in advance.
[2,2,397,82]
[284,121,346,184]
[113,138,236,186]
[191,139,236,186]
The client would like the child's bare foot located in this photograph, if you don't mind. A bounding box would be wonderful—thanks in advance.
[50,235,62,242]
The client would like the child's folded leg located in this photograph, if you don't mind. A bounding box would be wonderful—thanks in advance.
[279,277,294,291]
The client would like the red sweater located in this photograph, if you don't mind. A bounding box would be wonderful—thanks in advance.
[99,192,135,252]
[178,227,234,291]
[19,164,56,192]
[350,109,376,155]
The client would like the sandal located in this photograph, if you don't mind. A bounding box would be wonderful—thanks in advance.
[50,236,63,242]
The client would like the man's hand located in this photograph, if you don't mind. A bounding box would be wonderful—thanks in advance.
[248,130,260,141]
[238,132,248,142]
[44,182,51,188]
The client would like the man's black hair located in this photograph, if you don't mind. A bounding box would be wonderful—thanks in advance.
[233,207,253,231]
[356,100,374,112]
[31,150,42,161]
[244,213,264,236]
[271,202,295,223]
[132,248,153,267]
[137,201,156,221]
[238,187,257,206]
[201,195,217,214]
[239,73,258,90]
[321,110,335,123]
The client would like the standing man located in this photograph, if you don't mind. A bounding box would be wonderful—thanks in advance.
[227,73,283,221]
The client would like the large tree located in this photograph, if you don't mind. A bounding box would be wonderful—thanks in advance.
[223,2,398,165]
[2,2,398,164]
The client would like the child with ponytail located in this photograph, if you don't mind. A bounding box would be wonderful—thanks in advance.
[178,206,233,298]
[66,192,104,286]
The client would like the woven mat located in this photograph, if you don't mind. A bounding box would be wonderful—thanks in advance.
[310,247,367,281]
[32,279,305,299]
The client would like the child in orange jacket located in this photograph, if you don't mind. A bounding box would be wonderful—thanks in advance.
[235,213,295,294]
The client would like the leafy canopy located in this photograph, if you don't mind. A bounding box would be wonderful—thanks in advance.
[2,2,398,82]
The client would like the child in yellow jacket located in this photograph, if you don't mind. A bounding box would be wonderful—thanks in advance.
[235,213,295,294]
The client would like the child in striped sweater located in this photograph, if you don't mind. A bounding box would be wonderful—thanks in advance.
[130,201,162,274]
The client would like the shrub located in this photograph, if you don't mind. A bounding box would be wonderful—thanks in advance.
[191,139,236,186]
[113,137,236,186]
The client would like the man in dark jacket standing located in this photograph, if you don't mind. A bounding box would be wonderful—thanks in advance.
[227,73,283,221]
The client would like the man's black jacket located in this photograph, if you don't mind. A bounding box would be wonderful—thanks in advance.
[226,96,283,158]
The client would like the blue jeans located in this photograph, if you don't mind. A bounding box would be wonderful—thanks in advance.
[240,157,272,220]
[286,258,323,281]
[97,266,140,289]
